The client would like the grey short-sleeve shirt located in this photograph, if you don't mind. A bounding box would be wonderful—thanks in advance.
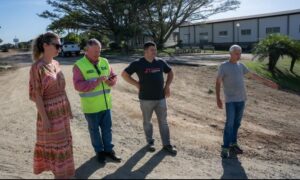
[217,60,250,103]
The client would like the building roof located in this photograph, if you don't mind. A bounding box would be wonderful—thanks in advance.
[180,8,300,27]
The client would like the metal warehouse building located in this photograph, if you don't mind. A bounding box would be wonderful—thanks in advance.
[179,9,300,50]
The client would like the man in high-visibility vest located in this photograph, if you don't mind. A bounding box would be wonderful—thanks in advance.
[73,39,121,163]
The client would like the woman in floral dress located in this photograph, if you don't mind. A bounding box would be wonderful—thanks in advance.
[29,32,75,179]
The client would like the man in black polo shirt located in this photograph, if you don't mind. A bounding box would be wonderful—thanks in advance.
[121,41,177,155]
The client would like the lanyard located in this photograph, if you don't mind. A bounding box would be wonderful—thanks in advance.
[93,64,101,75]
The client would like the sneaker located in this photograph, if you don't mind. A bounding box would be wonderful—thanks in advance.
[97,151,106,163]
[105,150,122,162]
[221,148,229,158]
[163,145,177,155]
[147,142,156,152]
[231,144,243,154]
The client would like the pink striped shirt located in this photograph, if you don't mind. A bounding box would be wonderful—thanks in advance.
[73,57,117,92]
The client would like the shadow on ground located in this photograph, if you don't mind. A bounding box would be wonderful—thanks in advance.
[221,152,248,179]
[103,146,170,179]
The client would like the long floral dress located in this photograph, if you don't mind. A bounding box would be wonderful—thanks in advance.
[29,59,75,177]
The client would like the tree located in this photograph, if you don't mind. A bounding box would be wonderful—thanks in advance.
[285,40,300,72]
[63,32,81,43]
[78,30,110,49]
[139,0,240,49]
[44,12,82,35]
[0,38,2,44]
[39,0,138,45]
[39,0,240,49]
[0,43,14,52]
[47,23,65,36]
[253,34,300,73]
[18,41,31,49]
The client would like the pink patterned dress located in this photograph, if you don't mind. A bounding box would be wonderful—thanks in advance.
[29,60,75,177]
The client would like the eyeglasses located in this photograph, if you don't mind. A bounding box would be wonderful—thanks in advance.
[49,43,62,50]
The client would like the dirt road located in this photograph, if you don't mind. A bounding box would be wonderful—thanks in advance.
[0,53,299,179]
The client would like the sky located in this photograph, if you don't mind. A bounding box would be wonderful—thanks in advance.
[0,0,300,44]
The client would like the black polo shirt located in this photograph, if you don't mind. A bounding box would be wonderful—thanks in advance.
[125,58,172,100]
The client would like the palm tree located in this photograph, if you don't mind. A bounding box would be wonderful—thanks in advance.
[253,34,296,73]
[286,40,300,72]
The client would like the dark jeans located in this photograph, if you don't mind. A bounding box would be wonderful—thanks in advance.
[84,110,114,153]
[222,101,245,148]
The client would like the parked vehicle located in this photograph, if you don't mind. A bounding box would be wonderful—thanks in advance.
[60,42,81,57]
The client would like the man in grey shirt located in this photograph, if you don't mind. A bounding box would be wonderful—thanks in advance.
[216,45,278,158]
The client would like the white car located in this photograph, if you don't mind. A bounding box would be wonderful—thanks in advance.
[60,42,81,57]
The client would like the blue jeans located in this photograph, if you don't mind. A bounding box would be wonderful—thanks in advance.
[222,101,245,148]
[84,110,114,153]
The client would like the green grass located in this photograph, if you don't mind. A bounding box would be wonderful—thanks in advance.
[244,57,300,93]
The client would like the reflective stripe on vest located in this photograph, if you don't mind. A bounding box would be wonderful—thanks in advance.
[79,89,111,97]
[86,78,98,82]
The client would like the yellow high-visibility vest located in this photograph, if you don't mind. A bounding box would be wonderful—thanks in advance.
[75,56,112,113]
